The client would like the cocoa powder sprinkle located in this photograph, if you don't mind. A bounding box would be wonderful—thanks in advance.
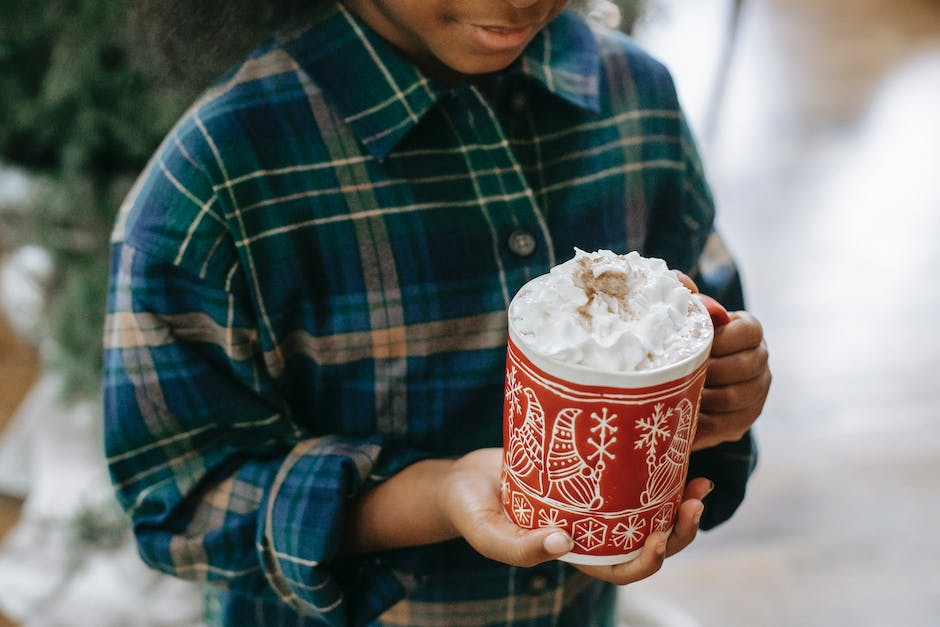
[572,256,632,319]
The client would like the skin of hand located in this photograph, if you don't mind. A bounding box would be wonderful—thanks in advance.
[344,272,766,580]
[346,448,714,587]
[439,449,715,585]
[343,449,575,563]
[694,311,770,450]
[673,272,771,451]
[570,475,713,585]
[436,448,576,566]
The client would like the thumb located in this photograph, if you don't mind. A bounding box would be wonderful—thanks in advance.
[695,293,731,327]
[462,509,573,568]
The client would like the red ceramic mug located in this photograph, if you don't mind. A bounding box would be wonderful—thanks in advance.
[500,296,714,565]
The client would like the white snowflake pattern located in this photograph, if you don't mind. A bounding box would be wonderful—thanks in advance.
[500,476,511,505]
[586,407,618,468]
[634,403,673,459]
[505,366,524,419]
[537,508,569,528]
[511,492,534,526]
[611,514,647,549]
[652,503,675,532]
[572,518,608,551]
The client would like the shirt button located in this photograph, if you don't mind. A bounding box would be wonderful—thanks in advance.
[507,229,537,257]
[510,91,528,113]
[526,572,550,596]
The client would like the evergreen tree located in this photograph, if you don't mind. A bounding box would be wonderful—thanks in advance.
[0,1,190,396]
[0,0,644,398]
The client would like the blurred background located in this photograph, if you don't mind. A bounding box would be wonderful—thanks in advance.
[0,0,938,625]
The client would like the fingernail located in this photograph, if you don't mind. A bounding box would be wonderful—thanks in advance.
[705,480,716,496]
[656,540,667,556]
[693,504,704,526]
[544,532,573,555]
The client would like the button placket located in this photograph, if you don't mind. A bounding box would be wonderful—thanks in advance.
[467,87,549,265]
[507,229,537,257]
[510,90,528,114]
[442,86,551,298]
[525,571,551,596]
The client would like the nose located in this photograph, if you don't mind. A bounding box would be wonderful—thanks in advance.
[505,0,540,7]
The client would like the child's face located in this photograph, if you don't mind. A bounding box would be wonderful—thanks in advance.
[343,0,572,82]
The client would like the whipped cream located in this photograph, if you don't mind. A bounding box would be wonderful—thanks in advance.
[509,249,712,372]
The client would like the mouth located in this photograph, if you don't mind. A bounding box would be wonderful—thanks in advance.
[475,23,534,34]
[465,22,539,51]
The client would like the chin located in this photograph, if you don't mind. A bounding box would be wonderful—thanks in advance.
[432,42,526,76]
[449,54,520,77]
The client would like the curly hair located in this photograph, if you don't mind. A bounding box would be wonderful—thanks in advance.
[126,0,319,88]
[127,0,629,89]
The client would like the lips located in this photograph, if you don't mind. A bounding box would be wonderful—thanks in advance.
[476,24,532,34]
[465,22,537,52]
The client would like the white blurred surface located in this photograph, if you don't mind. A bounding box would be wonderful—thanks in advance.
[0,374,205,627]
[3,1,940,624]
[625,0,940,624]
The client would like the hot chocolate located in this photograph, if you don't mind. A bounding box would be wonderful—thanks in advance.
[509,249,712,372]
[501,249,717,564]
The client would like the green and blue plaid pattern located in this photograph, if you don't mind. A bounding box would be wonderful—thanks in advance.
[104,4,755,625]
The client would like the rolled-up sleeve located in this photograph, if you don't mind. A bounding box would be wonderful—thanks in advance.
[104,242,420,625]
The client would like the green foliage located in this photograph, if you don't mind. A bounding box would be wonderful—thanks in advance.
[0,2,187,176]
[0,1,190,398]
[0,0,646,399]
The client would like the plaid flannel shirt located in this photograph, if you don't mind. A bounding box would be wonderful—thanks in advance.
[104,4,756,625]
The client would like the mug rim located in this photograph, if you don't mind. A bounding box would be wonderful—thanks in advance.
[508,294,713,388]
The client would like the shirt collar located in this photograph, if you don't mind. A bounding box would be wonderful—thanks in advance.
[284,3,601,160]
[515,10,602,114]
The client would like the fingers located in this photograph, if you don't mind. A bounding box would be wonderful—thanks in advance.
[698,309,771,450]
[694,402,764,450]
[683,476,715,502]
[705,339,769,386]
[456,447,504,477]
[695,368,769,450]
[671,272,734,327]
[665,497,704,558]
[696,294,731,327]
[573,531,669,585]
[459,508,573,567]
[702,365,772,412]
[673,270,698,293]
[698,329,770,451]
[442,449,575,568]
[572,484,709,585]
[665,478,711,557]
[693,407,760,450]
[710,312,764,358]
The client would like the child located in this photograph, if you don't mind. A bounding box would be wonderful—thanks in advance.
[105,1,771,624]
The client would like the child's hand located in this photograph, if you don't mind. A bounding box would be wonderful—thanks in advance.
[694,311,771,450]
[437,448,575,567]
[570,477,713,585]
[673,271,770,451]
[437,452,712,586]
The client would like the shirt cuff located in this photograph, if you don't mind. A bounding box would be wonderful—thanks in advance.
[688,429,758,530]
[256,435,434,625]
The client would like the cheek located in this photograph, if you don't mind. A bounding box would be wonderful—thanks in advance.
[408,11,458,51]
